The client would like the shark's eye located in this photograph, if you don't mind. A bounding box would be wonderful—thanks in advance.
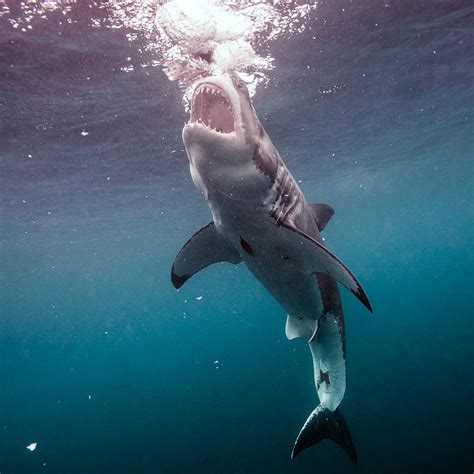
[237,81,250,100]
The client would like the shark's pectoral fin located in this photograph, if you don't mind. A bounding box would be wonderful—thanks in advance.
[310,203,334,231]
[279,223,372,313]
[171,222,242,289]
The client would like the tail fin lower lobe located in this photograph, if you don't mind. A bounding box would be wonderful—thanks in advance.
[291,406,357,464]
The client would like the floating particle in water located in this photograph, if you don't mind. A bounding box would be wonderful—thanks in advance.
[26,442,37,451]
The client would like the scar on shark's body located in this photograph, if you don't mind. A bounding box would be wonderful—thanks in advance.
[317,370,331,390]
[240,237,254,255]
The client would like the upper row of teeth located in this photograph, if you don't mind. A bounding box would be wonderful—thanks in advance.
[196,84,224,97]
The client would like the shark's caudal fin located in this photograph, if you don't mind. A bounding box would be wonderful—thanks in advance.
[291,406,357,464]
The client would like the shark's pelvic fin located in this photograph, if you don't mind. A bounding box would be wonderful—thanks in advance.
[291,406,357,464]
[310,203,335,231]
[285,315,316,341]
[279,223,373,313]
[171,222,242,289]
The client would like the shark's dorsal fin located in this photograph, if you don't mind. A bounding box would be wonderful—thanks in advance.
[171,222,242,289]
[279,222,373,313]
[310,203,335,231]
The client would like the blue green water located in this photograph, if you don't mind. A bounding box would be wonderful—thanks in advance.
[1,1,473,473]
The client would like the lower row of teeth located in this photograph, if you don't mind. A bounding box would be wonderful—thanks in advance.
[192,119,227,133]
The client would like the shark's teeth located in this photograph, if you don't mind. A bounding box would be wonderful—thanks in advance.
[196,83,223,97]
[186,120,235,136]
[191,82,235,134]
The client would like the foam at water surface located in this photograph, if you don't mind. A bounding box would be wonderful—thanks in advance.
[0,0,318,107]
[110,0,318,106]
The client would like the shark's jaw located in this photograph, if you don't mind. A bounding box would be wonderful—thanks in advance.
[184,73,252,142]
[190,82,235,134]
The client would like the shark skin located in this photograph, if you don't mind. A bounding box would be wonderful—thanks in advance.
[171,71,372,463]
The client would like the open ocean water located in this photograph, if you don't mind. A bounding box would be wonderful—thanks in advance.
[0,1,473,473]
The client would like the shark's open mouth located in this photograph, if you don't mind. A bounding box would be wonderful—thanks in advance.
[191,83,235,134]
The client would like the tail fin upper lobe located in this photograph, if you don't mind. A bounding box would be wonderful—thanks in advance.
[291,405,357,464]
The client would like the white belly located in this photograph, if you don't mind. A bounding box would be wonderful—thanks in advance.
[210,190,324,322]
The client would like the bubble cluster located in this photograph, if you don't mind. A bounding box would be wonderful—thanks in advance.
[1,0,318,106]
[112,0,317,101]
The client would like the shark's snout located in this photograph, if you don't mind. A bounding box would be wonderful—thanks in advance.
[190,83,235,134]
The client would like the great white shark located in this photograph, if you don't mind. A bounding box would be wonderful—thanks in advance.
[171,71,372,463]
